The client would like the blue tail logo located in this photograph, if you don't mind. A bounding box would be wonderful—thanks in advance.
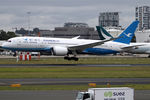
[124,32,132,37]
[113,20,139,44]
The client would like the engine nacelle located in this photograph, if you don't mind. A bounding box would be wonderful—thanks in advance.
[52,46,68,56]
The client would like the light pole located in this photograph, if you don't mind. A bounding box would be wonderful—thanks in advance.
[27,12,31,35]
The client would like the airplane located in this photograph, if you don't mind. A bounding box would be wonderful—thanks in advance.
[0,41,6,51]
[1,34,116,61]
[96,25,114,40]
[83,20,140,55]
[89,20,150,57]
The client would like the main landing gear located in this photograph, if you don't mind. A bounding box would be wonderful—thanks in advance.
[64,56,79,61]
[64,51,79,61]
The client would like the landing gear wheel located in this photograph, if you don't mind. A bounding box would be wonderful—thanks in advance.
[64,56,68,60]
[64,56,79,61]
[13,52,17,57]
[72,57,79,61]
[64,56,71,60]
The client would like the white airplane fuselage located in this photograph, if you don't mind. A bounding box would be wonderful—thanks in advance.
[129,43,150,54]
[93,41,150,54]
[87,42,150,55]
[2,36,150,56]
[2,36,101,52]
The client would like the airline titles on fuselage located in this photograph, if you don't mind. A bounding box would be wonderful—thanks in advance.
[22,38,60,44]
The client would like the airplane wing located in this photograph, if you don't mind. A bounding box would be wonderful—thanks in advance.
[72,36,80,39]
[68,38,116,51]
[121,44,145,50]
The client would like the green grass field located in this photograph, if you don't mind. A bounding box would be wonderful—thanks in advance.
[0,56,150,64]
[0,56,150,90]
[0,66,150,78]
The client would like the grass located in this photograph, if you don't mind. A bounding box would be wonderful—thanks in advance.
[1,84,150,90]
[0,57,150,90]
[0,56,150,64]
[0,66,150,78]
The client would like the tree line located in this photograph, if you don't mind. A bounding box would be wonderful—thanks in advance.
[0,30,16,40]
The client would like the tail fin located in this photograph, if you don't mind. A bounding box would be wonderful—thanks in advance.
[96,26,114,40]
[113,20,139,44]
[96,26,106,40]
[100,26,114,38]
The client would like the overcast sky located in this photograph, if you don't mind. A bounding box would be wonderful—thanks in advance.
[0,0,150,31]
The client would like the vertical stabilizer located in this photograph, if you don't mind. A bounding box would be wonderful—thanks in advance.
[113,20,139,44]
[100,26,113,38]
[96,26,106,40]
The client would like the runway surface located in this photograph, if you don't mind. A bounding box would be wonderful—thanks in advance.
[0,64,150,67]
[0,78,150,86]
[0,64,149,100]
[0,90,149,100]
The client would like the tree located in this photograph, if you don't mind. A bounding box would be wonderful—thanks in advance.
[0,30,16,40]
[15,28,27,35]
[0,30,7,40]
[33,28,40,33]
[7,31,16,39]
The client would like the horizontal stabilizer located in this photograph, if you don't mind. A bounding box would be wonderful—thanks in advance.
[121,44,145,50]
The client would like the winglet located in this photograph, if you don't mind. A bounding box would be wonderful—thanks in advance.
[72,36,80,39]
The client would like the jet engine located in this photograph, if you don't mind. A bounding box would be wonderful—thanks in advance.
[52,46,68,56]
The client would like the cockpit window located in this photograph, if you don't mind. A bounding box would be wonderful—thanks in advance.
[76,93,83,99]
[8,40,11,42]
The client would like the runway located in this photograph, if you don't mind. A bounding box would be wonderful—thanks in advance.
[0,64,150,67]
[0,78,150,86]
[0,64,150,100]
[0,90,149,100]
[0,63,149,100]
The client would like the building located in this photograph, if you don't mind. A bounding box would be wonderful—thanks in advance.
[40,22,100,39]
[135,6,150,31]
[39,30,53,37]
[64,22,89,28]
[135,30,150,42]
[15,22,122,40]
[38,22,123,40]
[99,12,119,27]
[98,12,122,39]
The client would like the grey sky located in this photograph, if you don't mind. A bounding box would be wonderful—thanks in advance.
[0,0,149,31]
